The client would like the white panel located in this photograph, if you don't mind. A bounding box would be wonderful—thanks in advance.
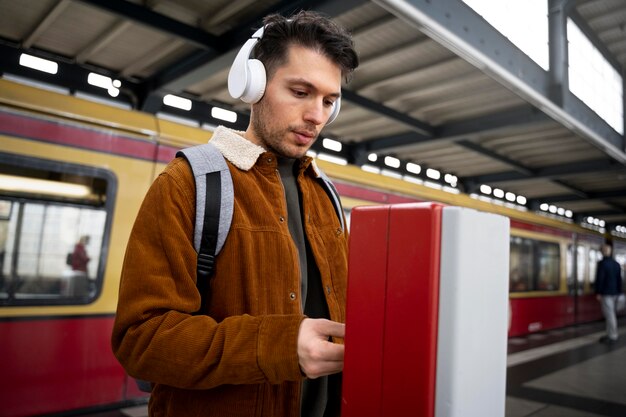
[435,207,510,417]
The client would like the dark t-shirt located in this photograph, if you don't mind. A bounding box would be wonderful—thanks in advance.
[277,158,340,417]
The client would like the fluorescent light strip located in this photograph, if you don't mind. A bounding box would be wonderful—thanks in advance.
[322,138,342,152]
[211,107,237,123]
[317,153,347,165]
[19,53,58,74]
[163,94,192,111]
[0,174,90,198]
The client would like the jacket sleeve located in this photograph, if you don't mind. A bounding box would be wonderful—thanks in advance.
[111,158,304,389]
[595,260,606,294]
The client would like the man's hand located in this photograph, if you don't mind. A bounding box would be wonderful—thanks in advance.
[297,318,345,379]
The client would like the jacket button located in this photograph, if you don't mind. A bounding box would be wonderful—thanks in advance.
[267,157,273,163]
[279,216,285,222]
[289,292,297,301]
[336,228,342,236]
[326,285,331,295]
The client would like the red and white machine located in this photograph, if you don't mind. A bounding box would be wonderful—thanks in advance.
[342,202,510,417]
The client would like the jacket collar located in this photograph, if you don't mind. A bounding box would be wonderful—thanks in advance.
[209,126,321,177]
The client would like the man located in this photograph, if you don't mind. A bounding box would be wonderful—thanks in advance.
[112,11,359,417]
[595,243,623,344]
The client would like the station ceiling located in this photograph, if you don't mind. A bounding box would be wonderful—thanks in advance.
[0,0,624,231]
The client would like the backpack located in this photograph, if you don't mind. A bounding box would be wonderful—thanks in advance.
[135,142,345,392]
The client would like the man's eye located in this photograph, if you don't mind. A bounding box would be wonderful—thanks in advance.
[324,100,335,107]
[293,90,307,97]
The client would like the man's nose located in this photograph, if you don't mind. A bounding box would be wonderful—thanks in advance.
[303,99,326,126]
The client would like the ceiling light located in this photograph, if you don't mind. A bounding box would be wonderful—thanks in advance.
[163,94,192,111]
[480,184,492,195]
[368,153,378,162]
[88,72,114,89]
[322,138,342,152]
[505,192,516,202]
[19,53,58,74]
[540,203,549,211]
[516,195,526,205]
[493,188,504,198]
[108,87,120,97]
[426,168,440,180]
[406,162,421,174]
[384,156,400,168]
[211,106,237,123]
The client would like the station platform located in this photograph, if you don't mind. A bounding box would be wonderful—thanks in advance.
[84,319,625,417]
[506,318,626,417]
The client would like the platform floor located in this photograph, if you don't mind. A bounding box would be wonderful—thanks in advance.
[87,319,625,417]
[506,318,626,417]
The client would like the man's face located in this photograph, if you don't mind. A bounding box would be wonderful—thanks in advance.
[247,44,342,159]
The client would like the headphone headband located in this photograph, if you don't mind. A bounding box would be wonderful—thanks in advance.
[227,24,341,124]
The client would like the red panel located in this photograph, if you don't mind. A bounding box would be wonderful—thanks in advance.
[343,203,442,417]
[576,294,604,323]
[0,316,145,417]
[508,296,575,337]
[334,181,420,205]
[342,206,391,417]
[0,111,164,161]
[382,203,441,417]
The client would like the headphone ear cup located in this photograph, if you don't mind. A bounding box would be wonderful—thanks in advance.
[240,59,266,104]
[327,96,341,125]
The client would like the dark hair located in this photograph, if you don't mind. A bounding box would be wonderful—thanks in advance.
[254,11,359,82]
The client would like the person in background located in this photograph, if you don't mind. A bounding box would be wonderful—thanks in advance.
[112,11,358,417]
[71,235,90,276]
[595,243,623,344]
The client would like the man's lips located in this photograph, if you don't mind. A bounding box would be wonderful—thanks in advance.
[293,130,316,144]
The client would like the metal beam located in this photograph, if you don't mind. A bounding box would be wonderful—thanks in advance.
[463,158,624,185]
[530,188,626,204]
[435,105,550,139]
[548,0,572,105]
[354,131,433,153]
[577,209,626,218]
[341,89,433,136]
[23,0,71,48]
[456,140,533,175]
[372,0,626,164]
[358,105,549,154]
[77,0,222,50]
[76,20,132,64]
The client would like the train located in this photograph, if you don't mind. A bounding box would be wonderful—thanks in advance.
[0,78,624,416]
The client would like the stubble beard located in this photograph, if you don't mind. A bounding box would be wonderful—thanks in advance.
[251,99,318,160]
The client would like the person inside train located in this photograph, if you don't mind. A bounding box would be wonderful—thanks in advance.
[595,243,623,344]
[71,235,91,276]
[111,11,358,417]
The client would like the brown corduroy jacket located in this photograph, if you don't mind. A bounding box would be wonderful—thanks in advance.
[111,126,348,417]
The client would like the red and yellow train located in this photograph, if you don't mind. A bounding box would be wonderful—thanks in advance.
[0,79,624,416]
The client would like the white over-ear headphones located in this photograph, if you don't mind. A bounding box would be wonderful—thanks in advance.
[227,25,341,125]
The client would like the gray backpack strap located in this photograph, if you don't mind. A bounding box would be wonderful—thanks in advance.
[317,169,345,233]
[176,143,234,256]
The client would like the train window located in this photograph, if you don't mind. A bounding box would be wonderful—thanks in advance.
[576,245,586,285]
[510,236,533,291]
[588,248,602,289]
[536,241,560,291]
[0,153,116,306]
[510,237,560,292]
